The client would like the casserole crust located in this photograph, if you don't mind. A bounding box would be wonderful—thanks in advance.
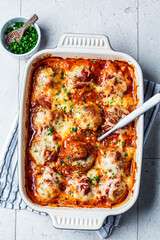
[26,57,138,208]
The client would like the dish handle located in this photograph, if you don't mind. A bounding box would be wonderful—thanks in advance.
[48,210,107,230]
[57,33,112,51]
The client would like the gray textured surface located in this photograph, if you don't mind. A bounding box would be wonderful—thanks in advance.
[0,0,160,239]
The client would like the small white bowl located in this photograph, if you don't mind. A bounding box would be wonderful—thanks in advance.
[0,16,41,59]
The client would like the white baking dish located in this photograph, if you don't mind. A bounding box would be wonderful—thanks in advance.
[18,34,144,230]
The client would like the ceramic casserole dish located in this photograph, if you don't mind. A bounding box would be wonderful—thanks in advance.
[18,33,144,230]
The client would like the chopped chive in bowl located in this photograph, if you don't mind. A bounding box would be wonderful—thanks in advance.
[5,22,38,54]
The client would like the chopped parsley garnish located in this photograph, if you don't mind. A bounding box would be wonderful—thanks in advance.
[46,126,54,135]
[57,145,61,151]
[94,145,100,149]
[95,176,100,183]
[61,70,64,79]
[72,127,77,132]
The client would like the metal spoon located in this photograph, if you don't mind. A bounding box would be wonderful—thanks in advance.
[98,93,160,142]
[5,14,38,45]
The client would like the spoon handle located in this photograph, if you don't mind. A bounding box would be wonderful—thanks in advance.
[98,93,160,141]
[21,14,38,32]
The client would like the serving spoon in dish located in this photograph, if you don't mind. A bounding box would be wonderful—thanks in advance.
[98,93,160,142]
[5,14,38,45]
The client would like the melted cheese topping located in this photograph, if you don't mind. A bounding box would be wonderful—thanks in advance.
[73,102,102,131]
[37,167,61,199]
[65,65,91,93]
[26,58,138,208]
[29,128,59,165]
[53,114,75,139]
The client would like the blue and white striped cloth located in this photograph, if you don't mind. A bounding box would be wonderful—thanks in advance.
[0,79,160,239]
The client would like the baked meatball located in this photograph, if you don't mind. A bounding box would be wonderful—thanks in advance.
[29,128,59,165]
[98,175,127,204]
[59,140,96,172]
[32,107,53,129]
[66,65,91,93]
[73,102,102,131]
[66,174,93,201]
[103,106,129,127]
[36,167,61,200]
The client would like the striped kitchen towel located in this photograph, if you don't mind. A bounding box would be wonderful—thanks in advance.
[0,79,160,239]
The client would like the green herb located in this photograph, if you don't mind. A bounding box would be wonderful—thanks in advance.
[46,126,54,135]
[94,145,100,149]
[57,145,61,151]
[72,127,77,132]
[61,70,64,79]
[93,61,97,64]
[126,174,130,177]
[95,176,100,183]
[5,22,38,54]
